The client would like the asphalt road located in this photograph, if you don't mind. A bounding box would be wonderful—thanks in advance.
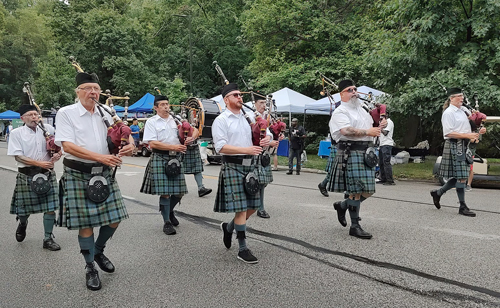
[0,141,499,308]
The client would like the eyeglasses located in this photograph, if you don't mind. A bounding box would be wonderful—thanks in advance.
[343,87,357,93]
[78,86,101,93]
[229,93,243,98]
[22,112,39,118]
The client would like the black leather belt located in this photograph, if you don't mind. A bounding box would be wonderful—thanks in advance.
[222,155,254,165]
[63,158,109,174]
[337,141,372,151]
[18,166,51,176]
[152,149,178,157]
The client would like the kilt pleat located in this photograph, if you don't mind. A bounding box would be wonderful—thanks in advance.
[10,170,59,216]
[326,149,376,194]
[140,153,188,195]
[183,146,204,174]
[59,166,128,230]
[255,161,273,185]
[439,140,470,179]
[325,146,337,174]
[214,162,260,213]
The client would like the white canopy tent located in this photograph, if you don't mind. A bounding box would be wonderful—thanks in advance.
[304,85,388,116]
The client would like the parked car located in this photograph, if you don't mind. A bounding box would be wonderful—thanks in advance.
[137,141,152,157]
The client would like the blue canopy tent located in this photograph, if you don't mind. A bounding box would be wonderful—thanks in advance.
[0,110,21,119]
[128,93,155,113]
[113,105,125,112]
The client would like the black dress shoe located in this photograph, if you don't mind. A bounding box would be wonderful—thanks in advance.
[430,190,441,209]
[220,222,232,249]
[85,263,102,291]
[296,171,300,175]
[376,181,386,184]
[94,253,115,273]
[198,187,212,197]
[15,222,28,242]
[383,181,396,185]
[286,171,293,175]
[459,202,476,217]
[318,183,329,197]
[349,226,373,239]
[163,221,176,235]
[43,238,61,251]
[170,211,179,226]
[257,210,270,219]
[333,201,347,227]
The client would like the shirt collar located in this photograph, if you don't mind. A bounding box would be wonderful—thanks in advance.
[76,99,94,117]
[449,104,460,112]
[224,108,242,118]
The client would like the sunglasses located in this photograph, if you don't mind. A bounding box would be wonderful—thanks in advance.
[343,87,357,93]
[229,93,243,98]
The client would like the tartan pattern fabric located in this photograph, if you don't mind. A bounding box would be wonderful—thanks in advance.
[255,156,273,185]
[140,153,188,195]
[326,148,376,194]
[58,166,128,230]
[469,142,477,157]
[439,140,470,179]
[214,162,260,213]
[325,146,337,174]
[183,145,204,174]
[10,170,59,216]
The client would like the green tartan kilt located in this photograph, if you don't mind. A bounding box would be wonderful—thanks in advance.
[214,162,260,213]
[140,153,188,195]
[10,170,59,216]
[439,140,470,179]
[255,159,273,185]
[325,146,337,174]
[326,149,376,194]
[183,145,204,174]
[58,166,129,230]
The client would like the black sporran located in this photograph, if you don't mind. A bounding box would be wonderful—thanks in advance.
[86,175,110,203]
[165,158,181,178]
[364,147,378,168]
[261,153,270,167]
[243,172,260,195]
[30,173,51,195]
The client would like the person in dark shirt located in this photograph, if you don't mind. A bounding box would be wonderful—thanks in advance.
[287,118,306,175]
[130,118,141,156]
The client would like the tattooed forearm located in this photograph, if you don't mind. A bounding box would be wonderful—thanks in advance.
[341,127,367,137]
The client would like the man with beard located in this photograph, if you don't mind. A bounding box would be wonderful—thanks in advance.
[8,104,62,251]
[430,88,486,216]
[286,118,306,175]
[329,80,386,239]
[140,95,188,234]
[55,72,134,290]
[213,83,271,264]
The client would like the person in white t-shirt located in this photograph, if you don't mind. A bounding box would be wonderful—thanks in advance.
[378,114,395,185]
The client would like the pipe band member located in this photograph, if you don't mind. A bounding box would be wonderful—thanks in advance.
[212,83,272,264]
[328,80,387,239]
[55,72,134,291]
[140,95,188,235]
[430,88,486,216]
[8,104,62,251]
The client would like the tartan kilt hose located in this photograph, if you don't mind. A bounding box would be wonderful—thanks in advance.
[439,140,470,179]
[183,145,204,174]
[140,153,188,195]
[58,166,129,230]
[326,149,376,194]
[214,162,260,213]
[10,170,59,216]
[255,162,273,185]
[325,146,337,174]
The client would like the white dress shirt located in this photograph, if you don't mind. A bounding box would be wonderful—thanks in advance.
[379,118,394,147]
[329,100,374,142]
[7,125,51,167]
[212,109,272,154]
[55,100,113,163]
[442,104,471,139]
[142,114,180,145]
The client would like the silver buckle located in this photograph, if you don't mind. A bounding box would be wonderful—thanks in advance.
[242,158,252,166]
[91,166,103,175]
[169,150,177,156]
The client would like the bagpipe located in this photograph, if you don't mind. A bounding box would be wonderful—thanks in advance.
[22,82,61,157]
[69,56,131,155]
[213,61,268,146]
